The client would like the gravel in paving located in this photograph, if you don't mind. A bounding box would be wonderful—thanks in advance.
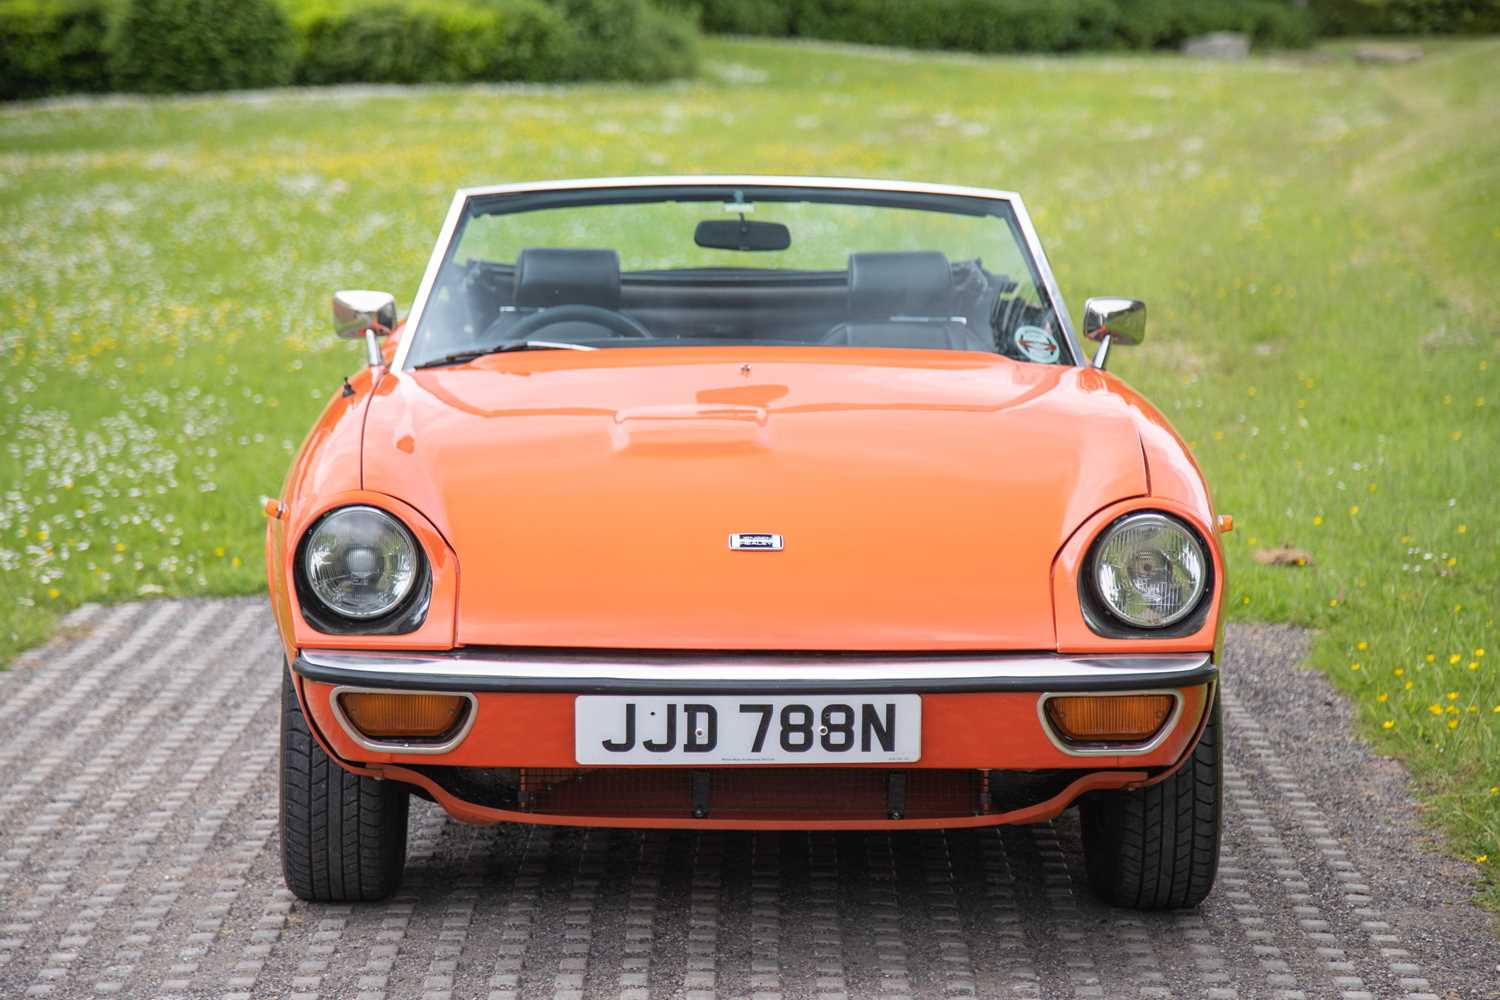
[1,600,1495,999]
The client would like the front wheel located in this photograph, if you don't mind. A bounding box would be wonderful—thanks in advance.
[1079,692,1223,910]
[280,664,409,902]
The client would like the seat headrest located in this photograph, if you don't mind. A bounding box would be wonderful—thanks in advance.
[847,251,953,319]
[514,248,621,309]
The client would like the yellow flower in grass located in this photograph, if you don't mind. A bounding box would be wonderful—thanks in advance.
[1349,505,1360,516]
[1428,704,1444,715]
[1425,653,1436,663]
[1478,855,1490,864]
[1404,681,1414,690]
[1448,719,1459,729]
[1357,641,1369,651]
[214,546,225,557]
[1381,720,1394,730]
[1477,648,1486,658]
[1376,693,1389,703]
[1350,662,1362,671]
[1457,524,1468,534]
[47,588,60,600]
[1394,667,1405,676]
[1469,662,1479,671]
[1313,515,1324,526]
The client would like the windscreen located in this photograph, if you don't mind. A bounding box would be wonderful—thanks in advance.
[405,186,1072,368]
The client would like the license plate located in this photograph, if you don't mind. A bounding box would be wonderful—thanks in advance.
[575,695,921,765]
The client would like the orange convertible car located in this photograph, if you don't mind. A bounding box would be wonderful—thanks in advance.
[267,176,1226,909]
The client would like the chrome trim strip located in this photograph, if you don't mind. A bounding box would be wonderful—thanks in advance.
[328,685,479,755]
[295,649,1214,695]
[1035,689,1186,758]
[393,187,467,373]
[390,175,1082,372]
[1009,192,1081,356]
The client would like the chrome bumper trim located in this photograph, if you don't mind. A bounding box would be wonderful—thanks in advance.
[294,649,1215,695]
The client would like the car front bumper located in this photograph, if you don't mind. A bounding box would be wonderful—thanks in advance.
[290,648,1216,829]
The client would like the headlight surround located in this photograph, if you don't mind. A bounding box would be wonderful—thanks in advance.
[1088,512,1209,629]
[300,506,421,621]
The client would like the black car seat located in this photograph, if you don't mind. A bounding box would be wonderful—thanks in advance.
[512,248,622,309]
[822,251,992,352]
[475,248,626,345]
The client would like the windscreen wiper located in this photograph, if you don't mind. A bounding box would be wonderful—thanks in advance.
[412,340,596,369]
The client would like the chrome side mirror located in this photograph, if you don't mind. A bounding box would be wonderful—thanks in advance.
[333,290,396,368]
[1082,297,1146,369]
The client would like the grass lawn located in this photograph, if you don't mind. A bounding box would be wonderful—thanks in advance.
[2,37,1496,905]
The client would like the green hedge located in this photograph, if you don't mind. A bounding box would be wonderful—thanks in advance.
[1307,0,1500,33]
[1,0,697,99]
[550,0,699,81]
[291,0,572,85]
[109,0,296,93]
[670,0,1319,50]
[292,0,697,85]
[0,0,114,99]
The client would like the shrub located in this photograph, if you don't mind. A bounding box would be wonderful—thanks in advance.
[109,0,296,93]
[291,0,571,85]
[1308,0,1500,34]
[672,0,1319,51]
[1243,2,1317,48]
[672,0,793,34]
[788,0,1126,53]
[0,0,114,100]
[546,0,699,81]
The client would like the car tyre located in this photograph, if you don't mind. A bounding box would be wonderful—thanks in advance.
[280,663,408,902]
[1079,692,1222,910]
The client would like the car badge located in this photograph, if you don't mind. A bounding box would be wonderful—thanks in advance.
[728,532,784,551]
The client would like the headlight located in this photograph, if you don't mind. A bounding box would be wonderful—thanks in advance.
[1090,512,1208,628]
[301,506,420,620]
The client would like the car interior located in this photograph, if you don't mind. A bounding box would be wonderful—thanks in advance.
[415,247,1071,366]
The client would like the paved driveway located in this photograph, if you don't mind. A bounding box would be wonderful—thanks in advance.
[1,600,1495,999]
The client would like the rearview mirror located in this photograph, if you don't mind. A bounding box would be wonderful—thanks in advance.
[694,218,791,252]
[333,290,397,339]
[1082,297,1146,369]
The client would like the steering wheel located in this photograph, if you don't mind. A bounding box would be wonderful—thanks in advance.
[489,304,653,343]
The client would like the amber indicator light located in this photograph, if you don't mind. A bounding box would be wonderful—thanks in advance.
[339,692,468,739]
[1044,694,1175,744]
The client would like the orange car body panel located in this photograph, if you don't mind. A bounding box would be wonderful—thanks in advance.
[269,340,1224,830]
[302,678,1210,772]
[359,348,1152,651]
